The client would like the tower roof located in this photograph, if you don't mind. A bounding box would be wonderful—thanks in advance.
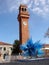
[19,4,27,9]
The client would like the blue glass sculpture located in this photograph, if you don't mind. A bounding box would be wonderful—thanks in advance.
[34,41,44,57]
[20,38,44,57]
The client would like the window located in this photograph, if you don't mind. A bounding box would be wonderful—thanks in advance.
[3,54,8,59]
[22,8,27,11]
[9,47,12,50]
[4,47,6,51]
[0,47,2,52]
[22,8,24,11]
[0,47,2,50]
[3,54,6,59]
[24,8,27,11]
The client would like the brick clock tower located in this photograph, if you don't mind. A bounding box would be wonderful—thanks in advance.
[18,5,30,44]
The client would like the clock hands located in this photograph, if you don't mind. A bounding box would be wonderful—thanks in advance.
[23,21,27,26]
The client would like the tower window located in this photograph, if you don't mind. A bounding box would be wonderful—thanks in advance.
[24,8,27,11]
[22,8,27,11]
[22,8,24,11]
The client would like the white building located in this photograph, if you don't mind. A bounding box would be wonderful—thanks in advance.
[0,42,13,62]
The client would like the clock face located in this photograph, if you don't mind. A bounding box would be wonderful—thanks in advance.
[23,21,27,26]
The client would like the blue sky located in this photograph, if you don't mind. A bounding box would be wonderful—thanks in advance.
[0,0,49,44]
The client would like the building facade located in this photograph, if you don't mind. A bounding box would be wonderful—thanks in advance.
[42,44,49,57]
[0,42,13,62]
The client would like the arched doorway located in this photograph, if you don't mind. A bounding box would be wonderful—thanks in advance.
[3,53,9,61]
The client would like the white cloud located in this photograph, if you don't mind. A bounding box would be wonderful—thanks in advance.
[43,5,49,13]
[32,7,45,15]
[32,7,42,14]
[28,1,33,8]
[30,0,49,16]
[0,0,49,16]
[21,0,30,4]
[40,0,46,5]
[34,0,39,6]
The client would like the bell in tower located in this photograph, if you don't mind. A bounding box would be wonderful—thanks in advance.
[18,4,30,44]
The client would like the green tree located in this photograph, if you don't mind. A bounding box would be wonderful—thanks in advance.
[12,40,21,55]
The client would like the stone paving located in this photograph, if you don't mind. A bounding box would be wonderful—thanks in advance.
[0,58,49,65]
